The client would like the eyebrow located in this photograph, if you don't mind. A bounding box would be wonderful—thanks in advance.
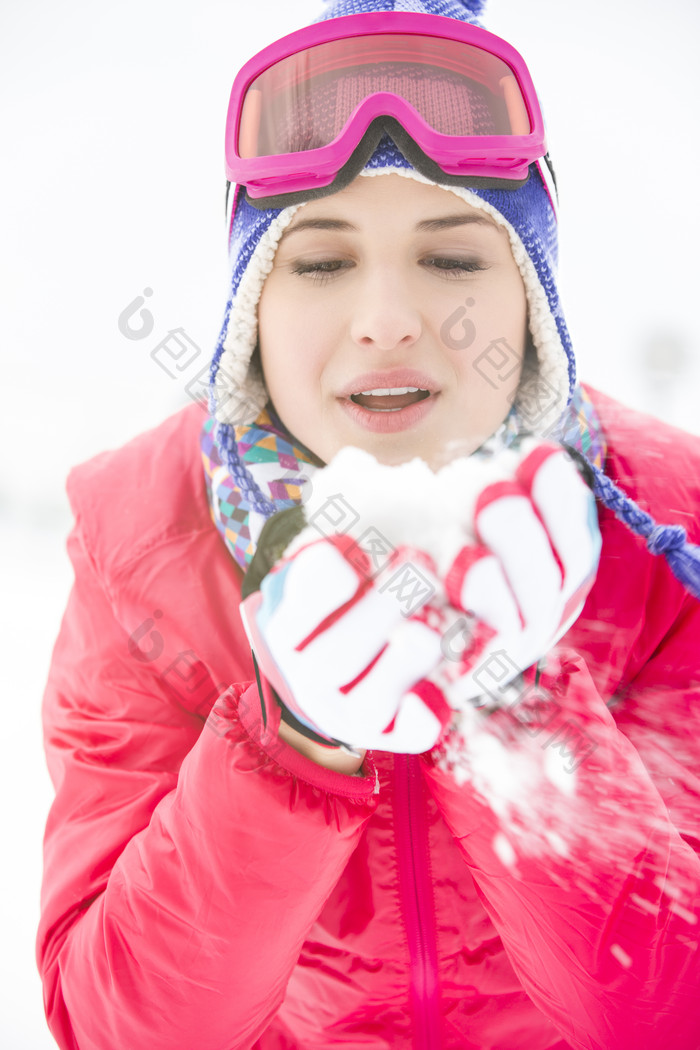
[416,213,495,232]
[280,213,494,240]
[280,218,356,240]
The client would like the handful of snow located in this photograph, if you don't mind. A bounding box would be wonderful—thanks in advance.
[287,442,535,576]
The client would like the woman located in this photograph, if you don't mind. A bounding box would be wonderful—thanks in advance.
[38,1,700,1047]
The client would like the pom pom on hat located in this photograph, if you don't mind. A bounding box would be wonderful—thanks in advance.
[317,0,487,24]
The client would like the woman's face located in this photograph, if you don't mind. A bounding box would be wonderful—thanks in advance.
[258,173,528,468]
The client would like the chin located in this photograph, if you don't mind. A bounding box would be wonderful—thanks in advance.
[315,426,488,472]
[338,435,443,471]
[377,432,490,471]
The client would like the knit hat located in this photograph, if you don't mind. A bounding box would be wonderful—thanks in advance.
[209,0,700,601]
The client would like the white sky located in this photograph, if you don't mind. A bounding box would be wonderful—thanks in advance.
[2,0,699,1045]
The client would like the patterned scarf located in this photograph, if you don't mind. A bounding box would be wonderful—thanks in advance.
[201,385,607,571]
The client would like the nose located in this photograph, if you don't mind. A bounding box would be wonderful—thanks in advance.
[350,269,422,351]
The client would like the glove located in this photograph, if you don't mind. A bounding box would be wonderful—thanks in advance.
[434,441,602,707]
[240,533,453,753]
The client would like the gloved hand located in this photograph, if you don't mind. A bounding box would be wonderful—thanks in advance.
[433,441,602,708]
[240,533,453,754]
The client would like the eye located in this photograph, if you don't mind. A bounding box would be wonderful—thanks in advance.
[290,259,353,284]
[422,256,487,278]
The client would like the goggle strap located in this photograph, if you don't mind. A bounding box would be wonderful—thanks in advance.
[536,152,559,219]
[225,181,248,243]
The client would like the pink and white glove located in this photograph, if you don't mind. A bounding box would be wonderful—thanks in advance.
[432,442,602,707]
[239,535,452,754]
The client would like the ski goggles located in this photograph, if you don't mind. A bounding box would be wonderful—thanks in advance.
[224,12,548,209]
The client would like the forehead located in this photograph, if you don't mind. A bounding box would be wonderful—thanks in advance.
[282,171,499,234]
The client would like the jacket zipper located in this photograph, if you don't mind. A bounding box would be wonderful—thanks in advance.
[394,753,442,1050]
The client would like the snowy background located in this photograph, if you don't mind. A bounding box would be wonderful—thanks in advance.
[2,0,699,1045]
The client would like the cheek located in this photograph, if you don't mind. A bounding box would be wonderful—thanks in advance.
[437,272,527,355]
[258,287,326,415]
[258,280,301,389]
[476,273,528,341]
[482,273,527,351]
[448,279,528,402]
[259,277,346,390]
[505,275,529,343]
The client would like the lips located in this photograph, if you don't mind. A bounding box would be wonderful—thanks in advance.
[350,386,431,412]
[338,370,439,433]
[340,370,438,401]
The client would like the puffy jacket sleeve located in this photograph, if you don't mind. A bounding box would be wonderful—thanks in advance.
[421,578,700,1048]
[37,514,378,1050]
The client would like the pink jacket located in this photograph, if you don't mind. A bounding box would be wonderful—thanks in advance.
[38,387,700,1050]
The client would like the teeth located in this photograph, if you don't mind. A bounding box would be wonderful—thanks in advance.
[358,386,422,396]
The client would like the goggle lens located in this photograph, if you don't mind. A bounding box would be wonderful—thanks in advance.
[237,33,531,161]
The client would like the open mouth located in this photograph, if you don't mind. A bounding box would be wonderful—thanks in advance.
[349,386,432,412]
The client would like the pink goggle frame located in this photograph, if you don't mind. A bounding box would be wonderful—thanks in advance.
[225,13,548,207]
